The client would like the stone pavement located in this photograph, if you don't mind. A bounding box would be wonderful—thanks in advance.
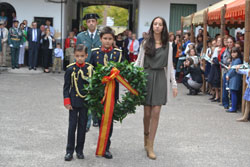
[1,69,250,167]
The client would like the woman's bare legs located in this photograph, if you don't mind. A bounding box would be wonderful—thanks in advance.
[144,106,152,134]
[237,101,250,122]
[215,88,219,99]
[148,106,161,142]
[143,105,161,160]
[144,106,152,148]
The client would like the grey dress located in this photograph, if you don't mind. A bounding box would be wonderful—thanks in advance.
[144,46,169,106]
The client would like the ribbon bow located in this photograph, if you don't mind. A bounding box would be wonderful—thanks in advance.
[96,67,138,156]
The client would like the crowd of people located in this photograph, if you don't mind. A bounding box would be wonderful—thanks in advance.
[170,28,249,121]
[1,10,249,162]
[0,11,147,74]
[0,14,65,73]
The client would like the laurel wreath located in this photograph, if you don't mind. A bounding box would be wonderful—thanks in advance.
[84,61,147,122]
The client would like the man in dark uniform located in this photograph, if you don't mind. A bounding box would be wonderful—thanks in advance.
[8,20,23,69]
[90,26,123,159]
[76,13,102,128]
[63,44,93,161]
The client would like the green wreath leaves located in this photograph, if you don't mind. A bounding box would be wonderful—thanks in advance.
[84,61,147,123]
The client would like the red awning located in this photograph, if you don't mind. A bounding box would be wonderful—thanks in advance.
[225,0,245,25]
[208,7,222,25]
[207,0,236,26]
[207,0,246,27]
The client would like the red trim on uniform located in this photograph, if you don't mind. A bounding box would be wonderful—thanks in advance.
[64,98,71,106]
[76,62,85,68]
[101,46,113,53]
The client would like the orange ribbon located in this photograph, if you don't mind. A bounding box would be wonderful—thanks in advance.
[96,67,138,156]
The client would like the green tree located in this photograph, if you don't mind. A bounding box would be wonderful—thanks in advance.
[108,6,128,26]
[82,5,105,27]
[82,5,128,28]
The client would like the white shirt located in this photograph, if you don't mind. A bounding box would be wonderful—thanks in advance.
[48,36,53,49]
[54,48,64,60]
[32,29,37,42]
[87,29,97,40]
[127,39,140,55]
[212,47,219,59]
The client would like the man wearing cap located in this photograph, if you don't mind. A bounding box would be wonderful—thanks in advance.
[76,13,102,63]
[8,20,23,69]
[0,21,8,67]
[76,13,102,128]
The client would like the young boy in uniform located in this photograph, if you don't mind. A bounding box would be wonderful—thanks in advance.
[90,26,123,159]
[63,44,93,161]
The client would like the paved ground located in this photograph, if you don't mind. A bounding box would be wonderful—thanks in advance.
[1,68,250,167]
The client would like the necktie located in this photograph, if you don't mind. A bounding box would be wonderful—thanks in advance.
[91,33,94,41]
[1,29,3,39]
[130,40,134,52]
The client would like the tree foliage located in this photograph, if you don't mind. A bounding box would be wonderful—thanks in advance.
[82,5,105,27]
[82,5,128,28]
[107,6,128,26]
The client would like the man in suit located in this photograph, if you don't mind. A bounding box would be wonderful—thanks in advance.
[27,21,41,70]
[76,13,102,129]
[0,21,8,67]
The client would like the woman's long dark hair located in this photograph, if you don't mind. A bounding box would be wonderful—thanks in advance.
[144,16,169,57]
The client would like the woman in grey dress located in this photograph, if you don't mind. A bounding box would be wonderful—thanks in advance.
[135,17,178,160]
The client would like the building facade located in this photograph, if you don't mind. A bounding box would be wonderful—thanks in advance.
[1,0,220,40]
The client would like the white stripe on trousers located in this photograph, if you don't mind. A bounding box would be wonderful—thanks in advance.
[18,43,26,65]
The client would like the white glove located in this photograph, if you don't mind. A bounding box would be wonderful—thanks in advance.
[20,45,23,47]
[9,44,13,47]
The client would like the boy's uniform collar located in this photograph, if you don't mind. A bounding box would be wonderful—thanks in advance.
[101,46,113,53]
[76,62,85,68]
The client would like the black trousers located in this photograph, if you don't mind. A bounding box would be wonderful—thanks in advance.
[42,48,52,69]
[66,107,88,154]
[29,42,39,68]
[98,119,113,151]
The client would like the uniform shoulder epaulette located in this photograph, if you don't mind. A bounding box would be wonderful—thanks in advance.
[114,48,122,52]
[85,62,94,68]
[91,48,100,52]
[66,62,76,68]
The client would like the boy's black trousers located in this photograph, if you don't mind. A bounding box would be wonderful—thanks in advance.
[66,107,88,154]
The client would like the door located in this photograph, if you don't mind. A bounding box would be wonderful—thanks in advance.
[169,3,197,33]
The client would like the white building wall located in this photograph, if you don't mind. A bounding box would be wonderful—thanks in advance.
[1,0,77,42]
[138,0,220,38]
[63,0,77,38]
